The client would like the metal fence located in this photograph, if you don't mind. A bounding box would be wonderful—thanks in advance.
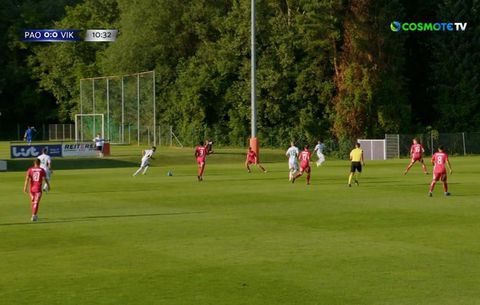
[387,132,480,157]
[49,124,74,141]
[79,71,156,145]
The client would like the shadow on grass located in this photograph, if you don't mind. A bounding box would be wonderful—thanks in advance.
[6,158,138,172]
[0,211,206,226]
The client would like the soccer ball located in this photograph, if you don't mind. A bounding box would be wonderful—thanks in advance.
[167,171,173,176]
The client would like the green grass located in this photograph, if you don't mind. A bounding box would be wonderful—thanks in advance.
[1,142,480,305]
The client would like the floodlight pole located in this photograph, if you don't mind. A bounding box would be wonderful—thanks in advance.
[250,0,260,160]
[251,0,257,138]
[153,70,156,146]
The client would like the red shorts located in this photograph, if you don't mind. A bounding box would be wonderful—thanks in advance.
[197,158,205,165]
[247,158,256,164]
[432,171,447,181]
[30,191,42,205]
[300,163,310,173]
[411,155,422,162]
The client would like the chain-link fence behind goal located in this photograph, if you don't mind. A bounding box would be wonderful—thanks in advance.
[79,71,156,145]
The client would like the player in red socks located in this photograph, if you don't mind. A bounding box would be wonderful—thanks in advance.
[195,141,208,181]
[428,145,452,197]
[404,138,428,175]
[23,159,50,222]
[292,145,311,185]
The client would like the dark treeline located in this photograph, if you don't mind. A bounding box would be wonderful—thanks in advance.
[0,0,479,147]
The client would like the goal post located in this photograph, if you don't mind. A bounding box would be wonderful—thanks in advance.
[75,114,105,142]
[357,139,386,160]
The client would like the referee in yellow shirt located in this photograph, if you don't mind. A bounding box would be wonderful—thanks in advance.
[349,142,365,187]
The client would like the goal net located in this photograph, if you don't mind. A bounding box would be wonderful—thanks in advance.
[75,114,104,142]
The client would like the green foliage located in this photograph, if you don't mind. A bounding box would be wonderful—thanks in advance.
[5,0,478,145]
[29,0,119,121]
[430,0,480,131]
[0,0,80,135]
[332,0,409,152]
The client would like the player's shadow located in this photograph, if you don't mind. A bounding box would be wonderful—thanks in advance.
[5,158,138,172]
[0,211,206,226]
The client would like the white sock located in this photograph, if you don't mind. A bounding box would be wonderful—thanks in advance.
[142,166,149,175]
[133,167,143,176]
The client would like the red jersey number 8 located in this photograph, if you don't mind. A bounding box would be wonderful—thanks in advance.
[32,172,40,182]
[436,156,443,164]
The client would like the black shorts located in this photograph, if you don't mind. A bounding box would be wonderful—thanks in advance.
[351,162,362,173]
[96,146,103,151]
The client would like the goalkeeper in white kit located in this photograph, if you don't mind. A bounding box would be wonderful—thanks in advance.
[133,146,156,176]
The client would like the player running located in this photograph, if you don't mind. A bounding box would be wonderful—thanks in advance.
[37,147,52,192]
[348,142,364,187]
[428,145,452,197]
[133,146,156,176]
[404,138,428,175]
[195,141,208,181]
[245,147,266,173]
[286,142,300,181]
[313,139,325,167]
[24,159,50,222]
[292,145,312,184]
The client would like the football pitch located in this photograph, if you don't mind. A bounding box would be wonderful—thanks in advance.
[1,143,480,305]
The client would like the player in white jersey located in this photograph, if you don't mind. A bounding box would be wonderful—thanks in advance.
[93,134,104,158]
[133,146,156,176]
[286,142,299,181]
[37,147,52,191]
[314,139,325,167]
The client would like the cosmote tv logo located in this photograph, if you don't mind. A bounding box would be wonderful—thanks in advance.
[390,21,467,32]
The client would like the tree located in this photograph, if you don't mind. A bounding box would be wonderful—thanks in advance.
[431,0,480,131]
[331,0,409,148]
[0,0,80,137]
[30,0,119,121]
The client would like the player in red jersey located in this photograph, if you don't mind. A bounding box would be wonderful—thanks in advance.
[245,147,267,173]
[428,145,452,197]
[292,145,312,185]
[404,138,428,175]
[23,159,50,222]
[195,141,208,181]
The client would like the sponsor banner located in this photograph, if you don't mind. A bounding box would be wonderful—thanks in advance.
[62,143,97,157]
[11,144,62,159]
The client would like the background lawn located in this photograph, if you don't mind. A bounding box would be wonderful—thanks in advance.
[1,143,479,305]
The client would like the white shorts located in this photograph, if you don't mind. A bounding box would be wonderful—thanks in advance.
[41,167,51,180]
[317,152,325,164]
[140,159,150,167]
[289,161,299,171]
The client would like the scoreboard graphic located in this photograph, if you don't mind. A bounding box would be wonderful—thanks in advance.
[21,29,118,42]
